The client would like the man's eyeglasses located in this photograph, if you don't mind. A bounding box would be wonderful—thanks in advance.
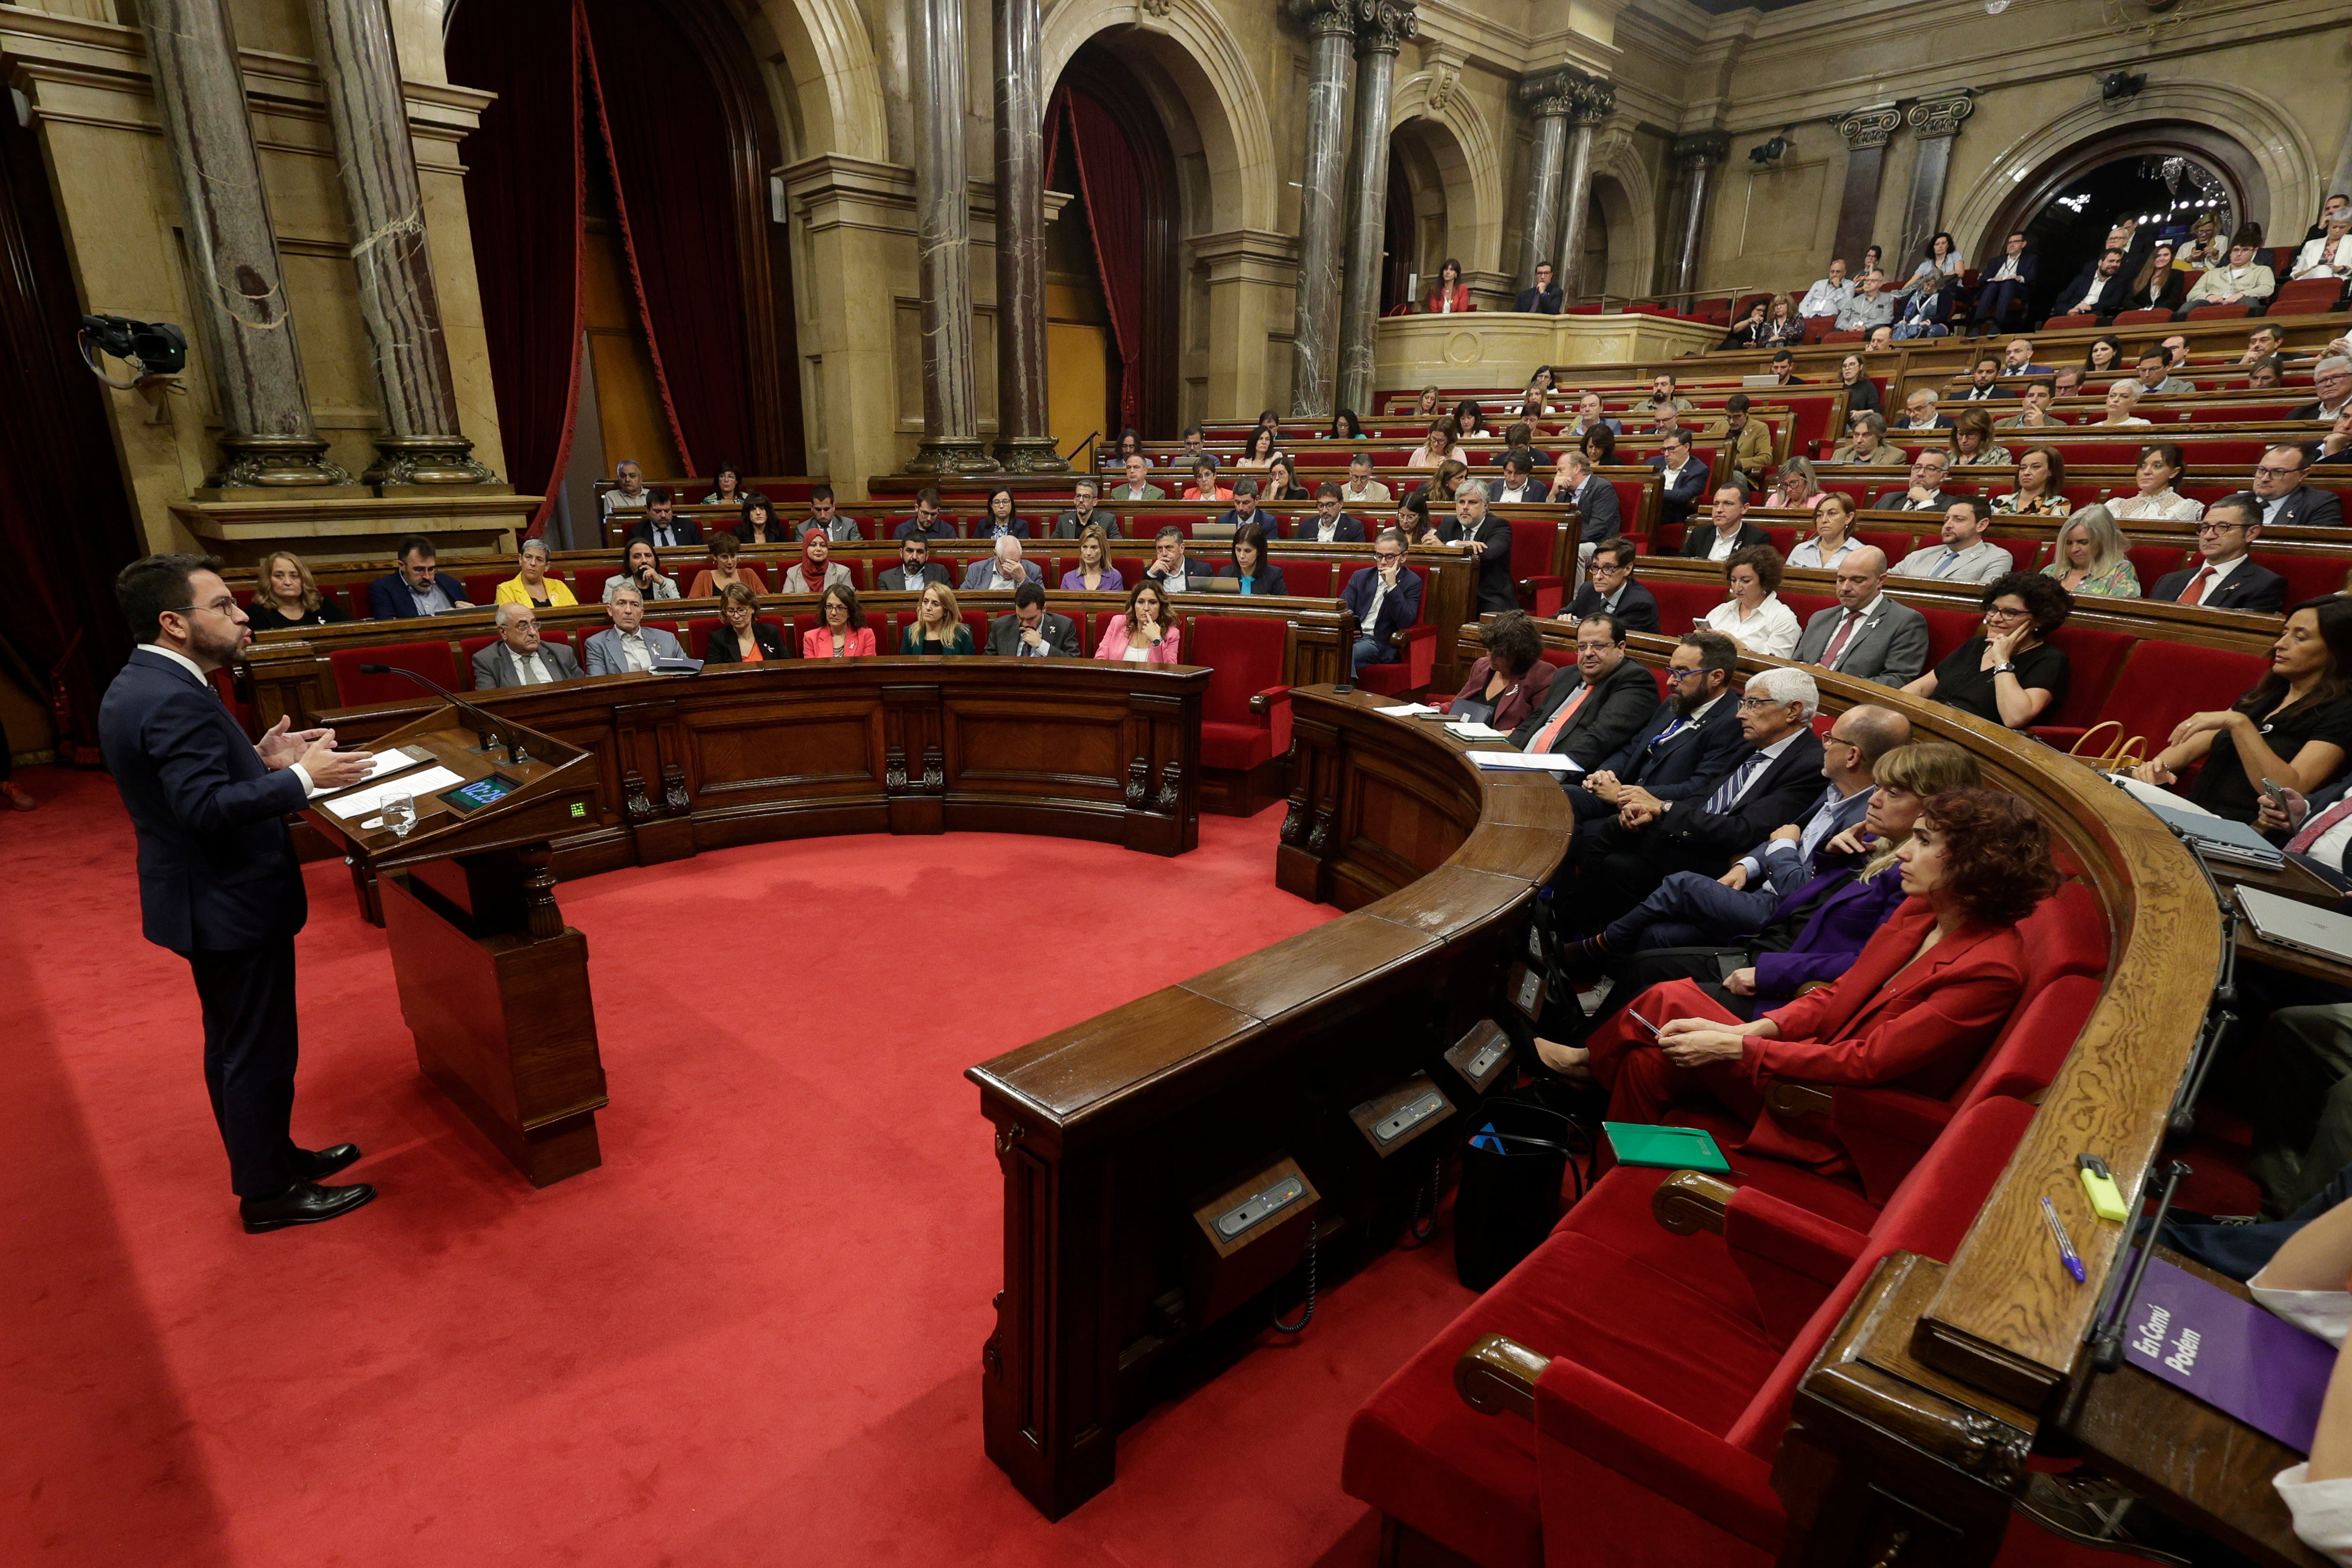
[1735,694,1787,710]
[1665,666,1707,682]
[164,597,239,618]
[2197,521,2250,535]
[1589,561,1630,576]
[2255,465,2303,481]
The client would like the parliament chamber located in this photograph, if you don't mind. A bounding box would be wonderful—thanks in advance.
[11,0,2352,1562]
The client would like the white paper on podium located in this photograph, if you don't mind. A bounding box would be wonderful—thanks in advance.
[324,766,465,819]
[1375,703,1440,717]
[351,745,433,783]
[1445,720,1508,739]
[1466,750,1581,774]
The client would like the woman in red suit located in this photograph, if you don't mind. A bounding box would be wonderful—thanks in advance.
[1542,788,2061,1173]
[801,583,876,658]
[1424,257,1472,314]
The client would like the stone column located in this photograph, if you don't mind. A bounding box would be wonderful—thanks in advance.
[908,0,997,472]
[137,0,350,492]
[1896,93,1974,273]
[1285,0,1356,416]
[1831,105,1902,277]
[1553,78,1615,302]
[990,0,1063,470]
[1666,132,1729,300]
[1514,70,1575,298]
[305,0,498,489]
[1334,0,1417,420]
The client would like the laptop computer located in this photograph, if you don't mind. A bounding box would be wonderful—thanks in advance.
[2237,885,2352,966]
[2108,774,2284,868]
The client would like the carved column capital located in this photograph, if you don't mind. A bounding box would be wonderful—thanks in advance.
[1567,78,1616,125]
[1836,105,1903,151]
[1516,67,1580,120]
[1671,130,1731,169]
[1350,0,1417,56]
[1283,0,1357,40]
[1908,92,1975,140]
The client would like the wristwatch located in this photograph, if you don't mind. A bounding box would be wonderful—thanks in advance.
[1991,662,2018,676]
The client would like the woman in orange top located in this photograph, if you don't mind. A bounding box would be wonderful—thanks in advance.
[801,583,876,658]
[687,532,768,599]
[703,584,787,663]
[1424,257,1472,314]
[1543,788,2060,1173]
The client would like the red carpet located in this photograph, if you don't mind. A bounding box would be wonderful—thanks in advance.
[0,768,1479,1567]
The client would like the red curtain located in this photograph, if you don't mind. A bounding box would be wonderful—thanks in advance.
[580,0,751,479]
[445,0,583,535]
[1046,86,1147,433]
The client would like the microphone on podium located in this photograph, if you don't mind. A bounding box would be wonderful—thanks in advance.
[358,664,528,764]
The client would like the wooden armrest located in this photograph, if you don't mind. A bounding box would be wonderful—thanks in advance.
[1454,1332,1548,1422]
[1248,685,1292,715]
[1390,624,1436,649]
[1765,1079,1834,1120]
[1651,1169,1737,1235]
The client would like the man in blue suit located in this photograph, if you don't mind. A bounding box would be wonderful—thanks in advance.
[99,555,382,1233]
[1342,528,1422,677]
[366,534,474,620]
[1565,631,1746,832]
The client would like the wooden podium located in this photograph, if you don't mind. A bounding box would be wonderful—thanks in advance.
[302,699,610,1187]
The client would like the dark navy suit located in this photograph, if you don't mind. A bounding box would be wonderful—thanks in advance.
[1568,691,1745,826]
[1342,564,1422,675]
[100,649,311,1196]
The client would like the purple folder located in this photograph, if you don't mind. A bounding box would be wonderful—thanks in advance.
[2121,1256,2337,1454]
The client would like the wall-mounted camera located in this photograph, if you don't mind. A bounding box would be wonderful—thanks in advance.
[2098,71,2146,102]
[78,314,187,423]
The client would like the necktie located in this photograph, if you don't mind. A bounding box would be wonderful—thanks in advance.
[2179,563,2216,606]
[1704,752,1769,814]
[1529,685,1590,753]
[2290,795,2352,855]
[1933,548,1962,578]
[1820,609,1864,668]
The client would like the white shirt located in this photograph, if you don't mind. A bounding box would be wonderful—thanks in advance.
[1716,730,1802,809]
[409,579,454,616]
[1797,277,1852,317]
[2076,273,2114,307]
[1699,522,1740,562]
[1787,536,1858,571]
[512,647,555,685]
[1985,254,2024,283]
[1701,594,1801,658]
[2309,804,2352,872]
[1813,594,1891,671]
[2109,489,2204,523]
[618,630,655,673]
[2177,552,2250,604]
[142,643,317,795]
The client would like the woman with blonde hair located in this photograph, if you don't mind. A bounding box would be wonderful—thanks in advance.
[2041,506,2140,598]
[1760,293,1803,347]
[249,549,349,630]
[1415,385,1443,417]
[1763,457,1824,511]
[902,581,975,655]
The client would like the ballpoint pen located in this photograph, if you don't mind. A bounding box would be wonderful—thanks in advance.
[2042,1195,2086,1283]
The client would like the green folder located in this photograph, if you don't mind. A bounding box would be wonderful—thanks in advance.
[1603,1121,1732,1175]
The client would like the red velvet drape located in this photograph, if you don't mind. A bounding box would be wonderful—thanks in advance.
[445,0,583,535]
[1046,86,1147,433]
[580,0,751,479]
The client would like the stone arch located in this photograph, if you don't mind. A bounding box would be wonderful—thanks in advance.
[1588,129,1656,298]
[1389,70,1503,277]
[1944,83,2318,262]
[746,0,889,163]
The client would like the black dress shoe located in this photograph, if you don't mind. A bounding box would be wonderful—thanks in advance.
[240,1180,378,1234]
[289,1142,362,1181]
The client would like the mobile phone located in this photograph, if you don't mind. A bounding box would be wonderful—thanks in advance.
[2261,776,2292,812]
[1626,1007,1661,1040]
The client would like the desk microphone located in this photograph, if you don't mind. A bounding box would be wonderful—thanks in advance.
[358,664,528,764]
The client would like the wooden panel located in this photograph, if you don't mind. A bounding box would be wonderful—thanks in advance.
[683,702,883,794]
[947,699,1129,793]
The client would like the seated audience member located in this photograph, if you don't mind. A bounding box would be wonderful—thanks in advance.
[1340,452,1391,507]
[1992,445,2072,517]
[605,538,680,602]
[583,584,687,675]
[1552,451,1621,543]
[1437,481,1516,615]
[1060,525,1125,592]
[2051,364,2087,399]
[2315,408,2352,467]
[2043,505,2142,597]
[1890,275,1956,339]
[1866,324,1899,355]
[1903,572,2073,728]
[1406,420,1467,471]
[1561,537,1659,633]
[368,534,474,619]
[2082,331,2123,375]
[2050,246,2127,321]
[1394,492,1434,547]
[627,490,701,550]
[1563,631,1746,832]
[2147,493,2288,610]
[1330,408,1365,441]
[781,529,849,595]
[1545,788,2059,1175]
[1765,348,1803,385]
[1955,354,2012,402]
[1508,612,1660,771]
[249,549,349,629]
[473,602,585,687]
[1236,426,1281,471]
[1450,611,1555,731]
[1214,478,1270,534]
[1342,529,1421,676]
[806,484,861,542]
[1894,499,2010,585]
[1873,448,1957,512]
[2125,245,2187,315]
[2134,597,2352,823]
[1178,424,1209,457]
[736,493,789,548]
[2240,326,2289,366]
[1765,457,1825,514]
[689,532,769,598]
[894,488,958,543]
[1514,261,1563,314]
[1493,449,1546,504]
[701,584,789,664]
[962,535,1043,591]
[2182,228,2276,312]
[1795,548,1931,686]
[2135,344,2195,397]
[972,486,1030,540]
[1701,545,1801,658]
[2296,357,2352,424]
[2308,195,2352,244]
[1182,456,1235,502]
[1632,373,1693,419]
[1426,262,1471,314]
[879,535,949,593]
[1580,424,1619,468]
[1831,411,1899,465]
[1650,430,1711,529]
[1094,580,1182,664]
[1144,526,1213,593]
[1950,410,2011,468]
[1893,232,1964,298]
[703,463,744,507]
[494,538,577,611]
[1994,380,2062,430]
[1835,354,1883,414]
[902,581,975,655]
[2001,336,2051,377]
[1413,387,1442,417]
[1109,455,1163,503]
[1297,483,1368,544]
[2291,213,2352,281]
[2107,442,2204,522]
[1970,234,2036,333]
[2095,379,2154,428]
[1680,485,1768,563]
[601,458,648,520]
[1721,395,1773,491]
[2175,214,2226,272]
[1218,523,1288,595]
[1896,389,1953,432]
[1787,492,1858,570]
[1835,269,1894,334]
[1565,390,1622,441]
[1719,298,1772,349]
[802,583,875,659]
[1797,259,1853,320]
[988,580,1080,658]
[2256,443,2348,529]
[1263,455,1310,503]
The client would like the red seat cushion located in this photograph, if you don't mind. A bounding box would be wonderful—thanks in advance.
[329,640,459,706]
[2039,625,2132,729]
[2253,552,2346,603]
[1200,720,1273,771]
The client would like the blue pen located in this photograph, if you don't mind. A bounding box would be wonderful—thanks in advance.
[2041,1195,2086,1283]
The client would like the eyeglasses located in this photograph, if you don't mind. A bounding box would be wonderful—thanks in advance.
[1983,605,2031,621]
[164,597,239,618]
[2196,521,2249,534]
[1735,695,1787,711]
[1590,561,1630,576]
[1372,551,1404,564]
[1665,666,1707,682]
[2254,466,2302,480]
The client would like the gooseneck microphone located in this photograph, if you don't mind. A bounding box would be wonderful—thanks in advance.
[357,664,528,764]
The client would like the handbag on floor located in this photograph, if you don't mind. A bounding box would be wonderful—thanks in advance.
[1454,1095,1588,1290]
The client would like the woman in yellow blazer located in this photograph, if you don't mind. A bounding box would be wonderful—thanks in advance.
[494,538,578,609]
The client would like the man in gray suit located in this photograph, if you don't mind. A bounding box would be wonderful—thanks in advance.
[961,535,1045,591]
[1052,479,1119,538]
[582,584,688,675]
[1107,455,1164,502]
[1556,451,1621,542]
[878,535,950,593]
[472,603,584,688]
[986,582,1081,657]
[806,485,862,541]
[1793,548,1931,687]
[1870,448,1956,513]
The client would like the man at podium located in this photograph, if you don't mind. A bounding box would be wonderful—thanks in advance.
[99,555,382,1233]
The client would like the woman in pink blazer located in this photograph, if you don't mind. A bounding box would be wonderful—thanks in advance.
[1093,581,1182,664]
[801,583,877,658]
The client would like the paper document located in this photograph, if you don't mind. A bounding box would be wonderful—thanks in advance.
[1375,703,1440,717]
[323,766,465,820]
[1465,750,1581,774]
[352,745,432,784]
[1445,721,1508,739]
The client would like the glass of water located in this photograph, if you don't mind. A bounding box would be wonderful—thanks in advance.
[382,792,416,838]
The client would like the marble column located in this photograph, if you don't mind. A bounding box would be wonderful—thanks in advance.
[1285,0,1356,416]
[908,0,997,472]
[990,0,1063,470]
[1513,70,1575,298]
[137,0,350,491]
[1831,105,1902,276]
[1896,93,1975,273]
[1334,0,1417,420]
[1666,132,1729,299]
[1553,78,1615,302]
[306,0,497,489]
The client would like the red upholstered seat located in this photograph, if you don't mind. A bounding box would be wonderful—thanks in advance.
[1800,316,1836,344]
[2254,551,2346,602]
[1282,558,1333,597]
[1507,519,1567,616]
[463,571,507,604]
[2186,303,2254,321]
[2038,625,2133,729]
[2124,543,2191,591]
[1914,605,1981,666]
[2042,312,2097,331]
[1112,556,1148,587]
[209,666,256,737]
[1190,614,1292,773]
[2111,308,2172,328]
[572,567,619,602]
[329,640,459,706]
[1353,564,1438,697]
[1643,578,1720,635]
[1855,528,1918,561]
[2031,637,2268,752]
[2271,278,2349,316]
